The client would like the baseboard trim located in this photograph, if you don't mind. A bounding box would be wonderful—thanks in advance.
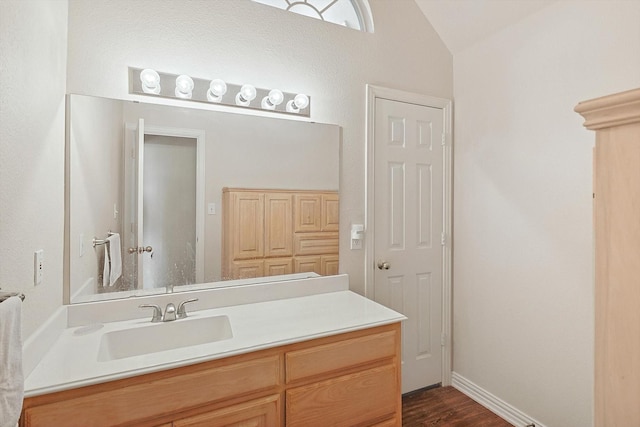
[451,372,547,427]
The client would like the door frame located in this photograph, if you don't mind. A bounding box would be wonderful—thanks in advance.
[124,123,206,285]
[364,84,453,386]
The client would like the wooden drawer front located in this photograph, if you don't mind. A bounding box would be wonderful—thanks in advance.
[286,364,398,427]
[294,256,321,275]
[22,355,281,427]
[230,259,264,279]
[286,330,396,383]
[264,257,293,276]
[173,394,281,427]
[293,232,338,256]
[321,254,339,276]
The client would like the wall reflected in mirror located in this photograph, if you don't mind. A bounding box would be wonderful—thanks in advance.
[67,94,340,304]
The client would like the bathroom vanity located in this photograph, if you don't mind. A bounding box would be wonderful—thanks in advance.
[20,275,405,426]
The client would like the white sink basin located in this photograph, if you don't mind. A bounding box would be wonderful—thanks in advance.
[97,315,233,362]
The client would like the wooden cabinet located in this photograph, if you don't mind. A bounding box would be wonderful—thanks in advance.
[20,323,401,427]
[223,188,339,280]
[173,395,280,427]
[575,87,640,427]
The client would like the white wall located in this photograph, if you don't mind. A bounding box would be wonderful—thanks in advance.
[66,0,453,296]
[0,0,68,337]
[453,1,640,426]
[68,95,124,300]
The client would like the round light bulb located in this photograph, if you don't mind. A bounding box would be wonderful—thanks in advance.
[175,75,194,99]
[207,79,227,102]
[286,93,309,113]
[140,69,161,94]
[236,84,257,106]
[293,93,309,109]
[261,89,284,110]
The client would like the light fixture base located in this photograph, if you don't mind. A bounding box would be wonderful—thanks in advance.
[128,67,310,117]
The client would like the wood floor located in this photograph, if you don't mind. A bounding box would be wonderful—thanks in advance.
[402,386,512,427]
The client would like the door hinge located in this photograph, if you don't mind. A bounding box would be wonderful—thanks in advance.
[440,232,446,246]
[441,332,446,347]
[441,133,446,146]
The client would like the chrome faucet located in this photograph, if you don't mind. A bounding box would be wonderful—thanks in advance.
[139,298,199,322]
[177,298,198,319]
[163,303,177,321]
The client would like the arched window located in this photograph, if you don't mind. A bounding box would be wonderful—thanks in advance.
[252,0,374,33]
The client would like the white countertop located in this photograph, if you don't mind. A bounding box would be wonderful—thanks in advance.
[24,290,405,397]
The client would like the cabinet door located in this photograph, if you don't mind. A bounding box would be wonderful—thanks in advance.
[173,394,281,427]
[230,192,264,260]
[294,194,321,232]
[286,364,398,427]
[321,255,339,276]
[294,256,321,275]
[230,259,264,279]
[321,194,339,232]
[264,257,293,276]
[265,193,293,257]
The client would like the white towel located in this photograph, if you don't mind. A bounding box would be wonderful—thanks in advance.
[0,296,24,427]
[102,244,110,287]
[107,233,122,287]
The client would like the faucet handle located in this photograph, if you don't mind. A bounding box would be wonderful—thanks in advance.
[177,298,199,319]
[139,304,163,323]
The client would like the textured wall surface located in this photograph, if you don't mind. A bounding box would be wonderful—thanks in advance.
[0,0,68,337]
[453,1,640,426]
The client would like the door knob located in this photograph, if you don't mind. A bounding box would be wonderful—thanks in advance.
[129,246,153,254]
[377,260,390,270]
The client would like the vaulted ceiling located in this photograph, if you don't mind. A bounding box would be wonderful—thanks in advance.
[414,0,557,54]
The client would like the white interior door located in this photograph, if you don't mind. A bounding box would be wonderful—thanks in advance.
[142,134,197,289]
[373,98,445,393]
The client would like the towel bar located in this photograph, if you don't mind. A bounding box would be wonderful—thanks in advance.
[0,289,25,303]
[93,231,116,247]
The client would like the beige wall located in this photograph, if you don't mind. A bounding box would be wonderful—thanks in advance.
[453,1,640,426]
[66,0,453,297]
[0,0,68,336]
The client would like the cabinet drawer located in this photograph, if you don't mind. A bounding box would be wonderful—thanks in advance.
[286,364,398,427]
[286,330,397,383]
[173,394,280,427]
[230,259,264,279]
[22,355,281,427]
[293,232,338,256]
[264,257,293,276]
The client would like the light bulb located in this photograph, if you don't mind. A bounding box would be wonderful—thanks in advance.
[261,89,284,110]
[140,69,161,94]
[175,75,194,99]
[207,79,227,102]
[235,84,257,106]
[286,93,310,113]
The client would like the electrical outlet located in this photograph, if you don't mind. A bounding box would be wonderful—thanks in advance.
[34,249,44,286]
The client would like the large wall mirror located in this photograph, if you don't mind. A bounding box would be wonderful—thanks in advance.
[66,94,340,304]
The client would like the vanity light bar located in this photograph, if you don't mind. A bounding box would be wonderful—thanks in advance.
[128,67,310,117]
